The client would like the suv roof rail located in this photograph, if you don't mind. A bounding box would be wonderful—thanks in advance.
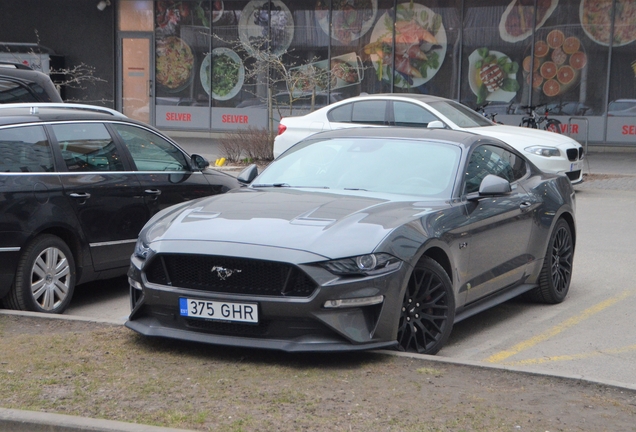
[0,61,33,70]
[0,102,128,118]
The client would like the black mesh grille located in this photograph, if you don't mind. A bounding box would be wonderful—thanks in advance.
[566,170,581,181]
[579,147,585,160]
[145,254,316,297]
[566,148,579,161]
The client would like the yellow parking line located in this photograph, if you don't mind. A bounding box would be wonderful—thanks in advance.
[503,344,636,366]
[484,290,634,364]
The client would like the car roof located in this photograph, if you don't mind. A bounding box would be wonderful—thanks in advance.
[0,64,64,103]
[301,126,495,151]
[0,103,129,127]
[345,93,452,104]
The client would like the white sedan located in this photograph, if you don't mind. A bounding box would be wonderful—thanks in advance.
[274,94,584,183]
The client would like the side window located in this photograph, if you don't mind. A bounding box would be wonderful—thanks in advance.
[328,103,352,123]
[111,123,189,171]
[0,125,54,172]
[393,102,439,127]
[52,123,124,172]
[464,145,526,194]
[0,78,39,103]
[351,101,386,125]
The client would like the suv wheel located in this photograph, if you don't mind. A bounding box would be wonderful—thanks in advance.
[2,235,76,314]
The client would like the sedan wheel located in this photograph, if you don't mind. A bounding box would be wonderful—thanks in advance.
[2,235,76,314]
[527,218,574,304]
[397,257,455,355]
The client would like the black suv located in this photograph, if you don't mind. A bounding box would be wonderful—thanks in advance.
[0,62,63,103]
[0,103,240,313]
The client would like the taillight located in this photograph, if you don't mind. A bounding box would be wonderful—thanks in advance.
[277,123,287,135]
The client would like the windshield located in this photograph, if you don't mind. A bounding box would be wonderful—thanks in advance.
[428,100,494,128]
[254,137,461,198]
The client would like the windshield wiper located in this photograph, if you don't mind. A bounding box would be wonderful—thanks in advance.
[252,183,330,189]
[252,183,290,188]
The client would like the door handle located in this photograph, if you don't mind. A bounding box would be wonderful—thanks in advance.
[519,201,532,211]
[69,192,91,199]
[144,189,162,195]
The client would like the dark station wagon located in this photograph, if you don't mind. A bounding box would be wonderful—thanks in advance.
[0,103,240,314]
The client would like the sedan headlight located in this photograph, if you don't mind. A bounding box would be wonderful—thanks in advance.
[524,146,561,157]
[133,237,152,260]
[320,253,402,276]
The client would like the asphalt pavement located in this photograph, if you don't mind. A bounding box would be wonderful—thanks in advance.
[2,144,636,431]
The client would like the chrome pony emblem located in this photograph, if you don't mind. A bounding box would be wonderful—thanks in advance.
[211,266,242,280]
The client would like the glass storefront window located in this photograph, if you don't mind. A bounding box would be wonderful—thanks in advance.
[119,1,154,31]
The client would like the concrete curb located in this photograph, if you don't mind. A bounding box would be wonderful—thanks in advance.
[0,408,194,432]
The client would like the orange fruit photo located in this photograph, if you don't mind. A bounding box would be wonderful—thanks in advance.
[569,51,587,70]
[547,30,565,49]
[551,47,567,65]
[556,65,575,85]
[527,72,544,88]
[523,56,541,73]
[540,61,557,79]
[534,41,549,57]
[543,79,560,97]
[562,36,581,55]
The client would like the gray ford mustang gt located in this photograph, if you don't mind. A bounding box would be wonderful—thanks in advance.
[126,127,576,355]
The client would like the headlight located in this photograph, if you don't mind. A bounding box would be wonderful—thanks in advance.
[320,253,402,276]
[524,146,561,157]
[133,237,152,259]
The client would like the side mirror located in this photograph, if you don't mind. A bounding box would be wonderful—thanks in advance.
[191,154,209,170]
[479,174,511,195]
[237,164,258,184]
[427,120,446,129]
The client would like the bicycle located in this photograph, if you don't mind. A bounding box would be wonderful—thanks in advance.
[475,101,503,124]
[519,104,563,133]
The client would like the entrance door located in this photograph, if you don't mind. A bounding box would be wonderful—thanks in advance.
[119,34,153,124]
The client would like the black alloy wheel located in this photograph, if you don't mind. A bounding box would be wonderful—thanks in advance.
[2,234,76,314]
[397,256,455,355]
[527,218,574,304]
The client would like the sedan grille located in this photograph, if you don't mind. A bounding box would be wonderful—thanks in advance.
[145,254,316,297]
[566,148,584,161]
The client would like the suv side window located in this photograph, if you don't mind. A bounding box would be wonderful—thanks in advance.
[0,78,40,103]
[111,123,189,171]
[52,123,125,172]
[351,101,386,125]
[0,125,54,172]
[392,101,439,127]
[464,145,527,194]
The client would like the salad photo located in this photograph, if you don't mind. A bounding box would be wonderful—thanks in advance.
[365,2,446,88]
[469,47,520,105]
[201,48,245,101]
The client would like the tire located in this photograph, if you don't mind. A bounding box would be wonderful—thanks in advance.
[397,256,455,355]
[545,119,563,133]
[526,219,573,304]
[2,235,76,314]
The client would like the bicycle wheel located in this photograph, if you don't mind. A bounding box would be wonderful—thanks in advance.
[545,119,563,133]
[520,118,537,128]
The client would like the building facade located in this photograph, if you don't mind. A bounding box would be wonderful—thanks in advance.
[2,0,636,145]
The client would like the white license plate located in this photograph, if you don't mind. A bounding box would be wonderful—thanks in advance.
[570,161,582,171]
[179,298,258,323]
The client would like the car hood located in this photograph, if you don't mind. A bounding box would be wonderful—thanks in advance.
[468,125,581,149]
[145,188,446,260]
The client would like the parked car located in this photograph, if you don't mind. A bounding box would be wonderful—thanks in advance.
[127,127,576,355]
[607,99,636,116]
[274,94,585,184]
[0,103,240,314]
[0,61,62,103]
